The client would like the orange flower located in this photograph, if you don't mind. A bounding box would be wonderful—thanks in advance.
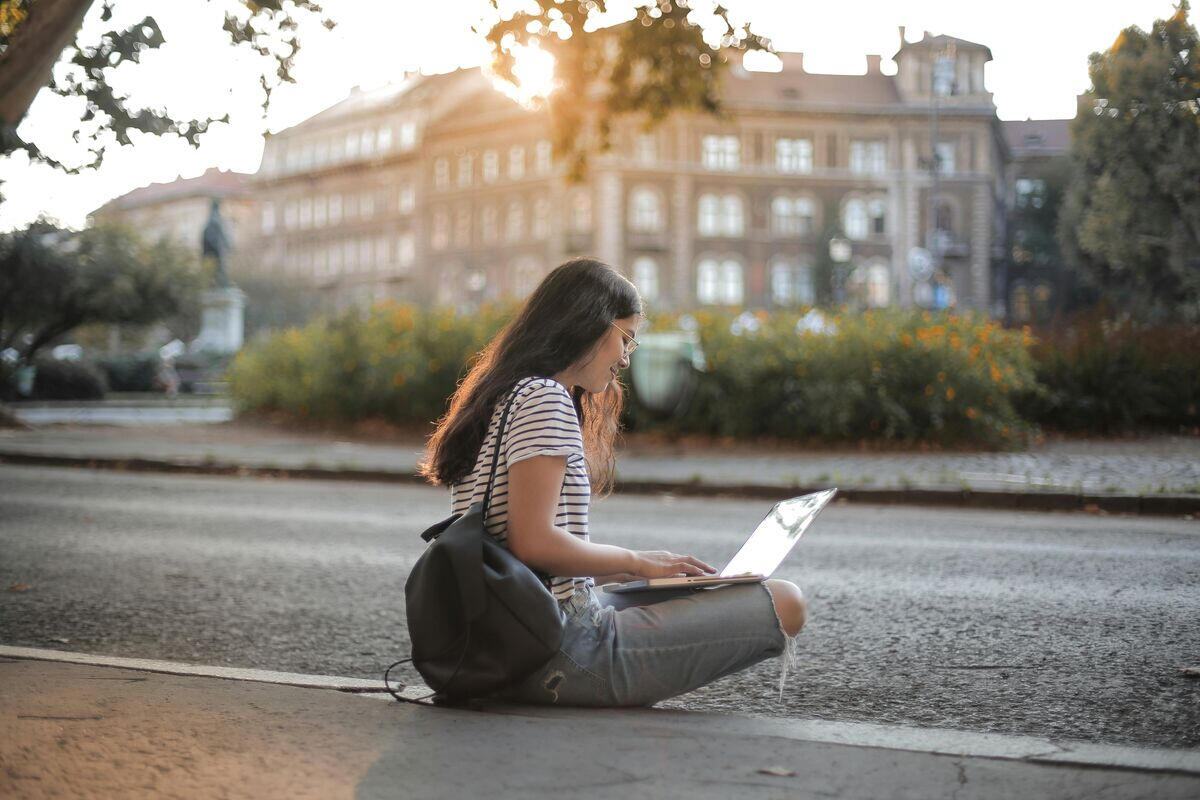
[965,406,978,419]
[945,387,956,401]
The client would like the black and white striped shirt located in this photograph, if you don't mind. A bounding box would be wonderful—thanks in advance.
[450,377,592,602]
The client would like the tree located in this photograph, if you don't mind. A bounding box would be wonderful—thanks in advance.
[483,0,769,178]
[0,220,202,364]
[1060,1,1200,321]
[0,0,333,176]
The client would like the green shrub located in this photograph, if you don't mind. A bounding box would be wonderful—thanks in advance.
[1016,312,1200,433]
[228,302,513,425]
[31,357,108,400]
[623,309,1038,448]
[98,354,160,392]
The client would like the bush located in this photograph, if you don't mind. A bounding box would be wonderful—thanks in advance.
[623,309,1038,448]
[30,357,108,400]
[227,302,514,426]
[98,353,160,392]
[1016,312,1200,433]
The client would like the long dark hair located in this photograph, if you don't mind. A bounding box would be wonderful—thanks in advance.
[420,258,642,495]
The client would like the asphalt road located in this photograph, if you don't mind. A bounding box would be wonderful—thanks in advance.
[1,464,1197,749]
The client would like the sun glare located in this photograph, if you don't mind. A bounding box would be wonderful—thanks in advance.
[499,43,558,107]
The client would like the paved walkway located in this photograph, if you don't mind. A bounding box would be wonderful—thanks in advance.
[2,648,1197,799]
[1,415,1198,514]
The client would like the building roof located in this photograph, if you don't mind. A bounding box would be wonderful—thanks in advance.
[1002,118,1072,156]
[94,167,251,214]
[724,60,902,109]
[894,31,993,61]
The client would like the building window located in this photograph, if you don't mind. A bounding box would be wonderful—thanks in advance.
[775,138,813,174]
[329,241,343,273]
[696,258,744,305]
[298,198,312,229]
[508,145,525,179]
[299,143,313,168]
[839,197,883,237]
[849,261,891,307]
[635,133,657,164]
[398,121,417,150]
[313,197,327,227]
[632,256,659,301]
[935,141,956,175]
[481,205,498,244]
[261,202,275,234]
[1010,281,1031,322]
[360,192,375,218]
[398,183,415,215]
[697,193,743,237]
[454,207,471,248]
[344,238,358,268]
[431,208,449,250]
[771,195,816,237]
[360,130,375,157]
[849,140,887,174]
[482,150,499,183]
[434,157,450,190]
[568,189,591,232]
[457,152,474,188]
[377,126,393,152]
[505,200,524,242]
[360,237,374,268]
[1015,178,1046,209]
[701,134,740,170]
[314,139,329,166]
[535,140,552,174]
[629,187,663,232]
[513,258,541,298]
[532,195,550,240]
[394,233,413,269]
[345,131,360,159]
[769,258,814,306]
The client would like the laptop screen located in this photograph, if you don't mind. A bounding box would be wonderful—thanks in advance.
[720,489,836,577]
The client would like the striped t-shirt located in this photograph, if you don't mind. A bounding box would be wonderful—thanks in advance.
[450,377,592,602]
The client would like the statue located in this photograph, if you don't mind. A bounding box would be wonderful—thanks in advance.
[190,196,245,356]
[201,198,232,288]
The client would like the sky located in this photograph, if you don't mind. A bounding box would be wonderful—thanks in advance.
[0,0,1183,231]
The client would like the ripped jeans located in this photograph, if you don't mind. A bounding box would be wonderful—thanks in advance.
[494,581,790,707]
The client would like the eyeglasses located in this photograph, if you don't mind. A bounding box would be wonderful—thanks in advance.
[610,321,639,357]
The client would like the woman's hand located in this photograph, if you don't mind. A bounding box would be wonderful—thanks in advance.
[629,550,716,579]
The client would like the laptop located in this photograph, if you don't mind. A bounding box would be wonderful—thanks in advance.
[601,488,837,593]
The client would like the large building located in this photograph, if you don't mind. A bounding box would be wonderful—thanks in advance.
[247,29,1016,314]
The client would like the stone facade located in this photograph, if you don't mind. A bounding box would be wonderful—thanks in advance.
[102,32,1035,315]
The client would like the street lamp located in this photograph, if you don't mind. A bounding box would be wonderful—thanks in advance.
[927,44,956,309]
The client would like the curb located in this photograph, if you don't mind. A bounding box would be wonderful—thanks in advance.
[3,646,1199,776]
[3,449,1198,516]
[0,645,426,698]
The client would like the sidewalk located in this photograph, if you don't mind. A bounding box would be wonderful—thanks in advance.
[2,416,1198,514]
[2,647,1198,799]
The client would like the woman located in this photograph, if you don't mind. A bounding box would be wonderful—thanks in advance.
[420,258,807,706]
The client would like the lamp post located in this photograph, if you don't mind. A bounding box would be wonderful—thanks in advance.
[928,43,956,309]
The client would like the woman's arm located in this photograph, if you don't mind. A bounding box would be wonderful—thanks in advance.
[506,455,714,579]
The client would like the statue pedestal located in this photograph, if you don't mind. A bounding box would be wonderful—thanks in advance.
[190,287,246,355]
